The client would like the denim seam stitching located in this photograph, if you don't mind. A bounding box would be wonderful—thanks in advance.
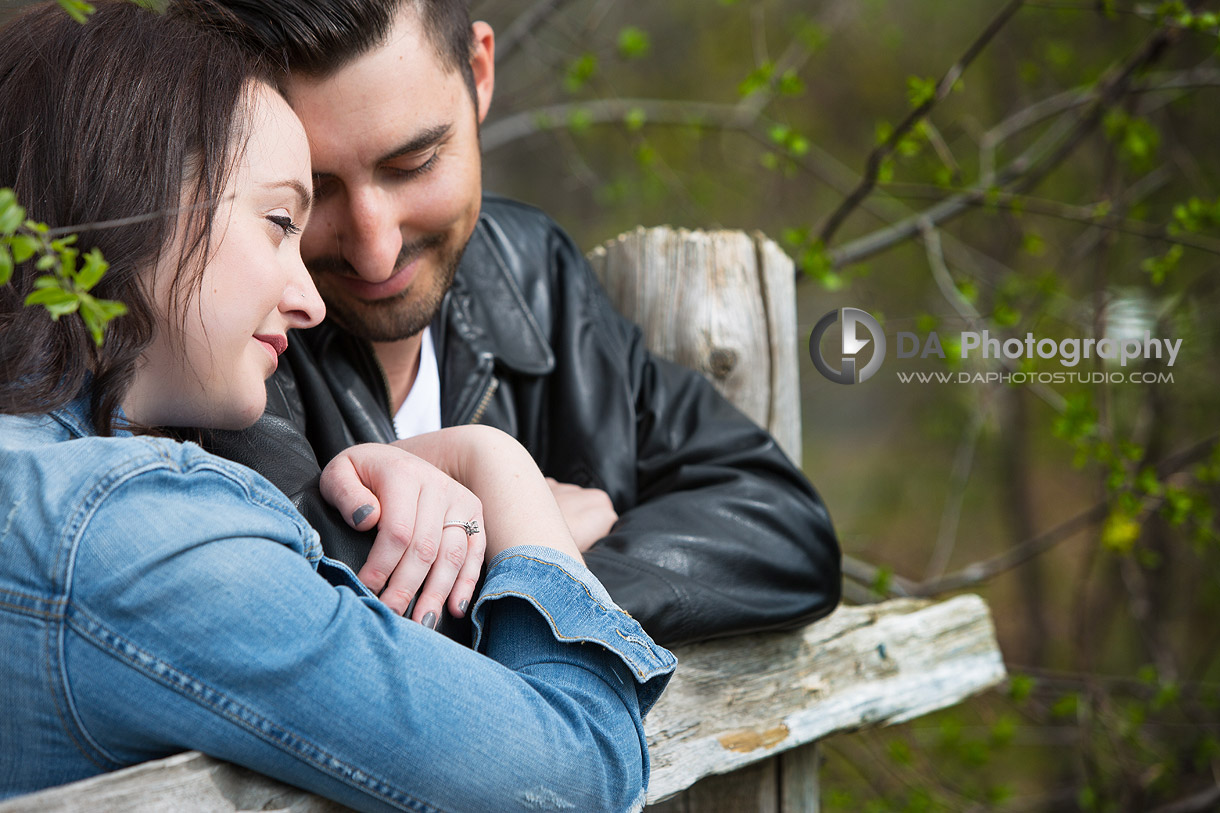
[476,588,665,681]
[68,607,443,813]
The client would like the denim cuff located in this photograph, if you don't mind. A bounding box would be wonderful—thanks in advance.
[472,545,677,716]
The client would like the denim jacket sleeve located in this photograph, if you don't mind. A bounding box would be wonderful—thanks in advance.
[62,445,675,813]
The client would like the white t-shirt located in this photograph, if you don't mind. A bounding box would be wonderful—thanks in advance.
[392,327,442,440]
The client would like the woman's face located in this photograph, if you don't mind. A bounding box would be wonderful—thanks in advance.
[125,83,324,430]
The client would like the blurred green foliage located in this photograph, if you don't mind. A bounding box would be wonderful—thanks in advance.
[478,0,1220,808]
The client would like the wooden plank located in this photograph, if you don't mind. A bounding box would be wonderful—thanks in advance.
[644,594,1005,803]
[0,751,348,813]
[0,595,1005,812]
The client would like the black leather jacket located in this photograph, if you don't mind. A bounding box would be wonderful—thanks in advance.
[204,195,840,647]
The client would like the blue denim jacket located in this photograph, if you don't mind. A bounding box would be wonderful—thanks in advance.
[0,396,676,812]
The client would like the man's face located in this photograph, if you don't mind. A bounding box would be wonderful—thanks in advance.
[285,9,494,342]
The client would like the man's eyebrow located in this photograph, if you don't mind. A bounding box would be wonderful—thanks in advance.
[262,180,313,217]
[376,123,452,164]
[310,124,452,184]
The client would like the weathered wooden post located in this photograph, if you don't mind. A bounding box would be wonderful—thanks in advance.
[588,227,802,464]
[589,227,819,812]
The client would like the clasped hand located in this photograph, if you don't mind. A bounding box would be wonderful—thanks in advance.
[319,426,610,626]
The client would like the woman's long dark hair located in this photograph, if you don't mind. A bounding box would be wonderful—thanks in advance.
[0,0,273,434]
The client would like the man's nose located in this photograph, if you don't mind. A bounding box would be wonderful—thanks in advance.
[343,187,403,283]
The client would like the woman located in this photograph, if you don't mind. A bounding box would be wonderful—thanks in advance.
[0,3,674,812]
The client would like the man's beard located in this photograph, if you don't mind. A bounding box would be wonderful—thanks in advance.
[309,234,465,343]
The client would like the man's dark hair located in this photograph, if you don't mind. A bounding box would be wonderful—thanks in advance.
[0,0,275,435]
[210,1,477,101]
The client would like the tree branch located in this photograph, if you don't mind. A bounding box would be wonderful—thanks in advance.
[494,0,581,67]
[828,15,1200,269]
[907,435,1218,596]
[884,184,1220,256]
[816,0,1026,246]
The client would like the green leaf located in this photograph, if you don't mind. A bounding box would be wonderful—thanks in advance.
[567,107,593,133]
[1008,673,1035,703]
[1051,692,1079,719]
[906,75,936,108]
[793,17,827,51]
[777,69,805,97]
[781,227,808,247]
[870,565,893,596]
[624,107,646,132]
[76,248,109,291]
[25,286,80,318]
[9,233,37,263]
[1102,510,1141,553]
[0,244,11,286]
[56,0,96,24]
[563,53,597,94]
[0,195,26,234]
[616,26,650,60]
[737,62,774,97]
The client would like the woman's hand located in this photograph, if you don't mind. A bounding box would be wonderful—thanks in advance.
[391,426,584,564]
[320,443,485,626]
[319,427,583,625]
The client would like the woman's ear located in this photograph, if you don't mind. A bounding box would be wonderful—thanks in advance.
[470,21,495,125]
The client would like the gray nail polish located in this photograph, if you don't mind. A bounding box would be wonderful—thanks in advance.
[352,504,374,526]
[422,611,437,630]
[459,599,469,615]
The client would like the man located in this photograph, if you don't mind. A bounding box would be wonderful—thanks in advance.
[201,0,840,646]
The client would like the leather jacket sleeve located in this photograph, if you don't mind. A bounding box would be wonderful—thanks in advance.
[503,210,842,646]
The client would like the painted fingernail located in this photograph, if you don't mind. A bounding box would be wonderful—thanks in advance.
[422,611,437,630]
[352,504,374,526]
[458,599,469,615]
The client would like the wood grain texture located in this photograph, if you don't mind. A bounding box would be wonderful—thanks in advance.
[588,227,802,464]
[644,594,1005,802]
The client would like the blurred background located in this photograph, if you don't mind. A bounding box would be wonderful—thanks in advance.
[473,1,1220,810]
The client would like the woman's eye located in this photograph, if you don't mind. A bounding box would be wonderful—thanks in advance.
[266,214,301,236]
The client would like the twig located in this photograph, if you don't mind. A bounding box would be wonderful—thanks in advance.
[494,0,580,67]
[840,554,915,597]
[830,23,1200,270]
[920,220,1068,412]
[1150,784,1220,813]
[907,434,1218,596]
[925,404,988,580]
[885,184,1220,256]
[482,98,746,153]
[817,0,1026,246]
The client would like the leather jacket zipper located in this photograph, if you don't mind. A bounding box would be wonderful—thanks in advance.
[467,377,499,425]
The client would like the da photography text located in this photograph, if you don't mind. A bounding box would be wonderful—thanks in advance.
[809,307,1181,386]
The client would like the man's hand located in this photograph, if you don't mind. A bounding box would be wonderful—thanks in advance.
[545,478,618,552]
[320,444,485,627]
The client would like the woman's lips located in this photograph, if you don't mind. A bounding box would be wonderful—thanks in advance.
[254,334,287,371]
[254,334,288,355]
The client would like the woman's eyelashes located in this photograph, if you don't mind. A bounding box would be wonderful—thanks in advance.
[266,213,302,236]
